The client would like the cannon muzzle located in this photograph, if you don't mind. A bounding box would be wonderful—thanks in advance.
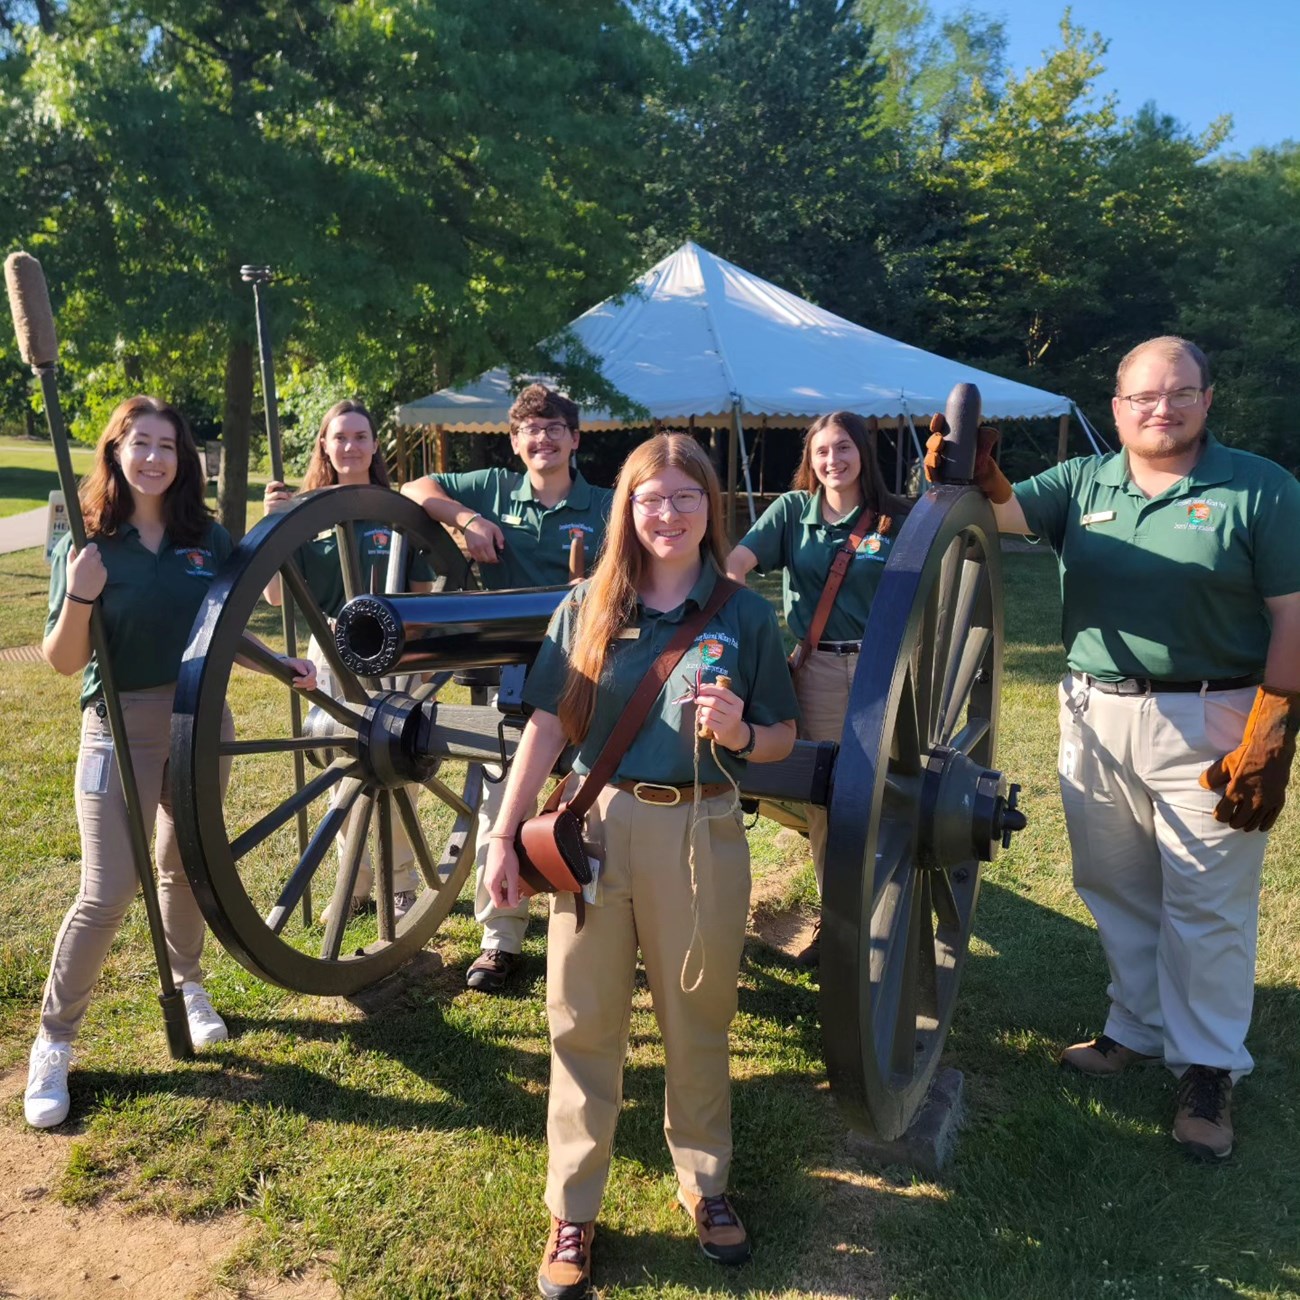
[334,587,569,675]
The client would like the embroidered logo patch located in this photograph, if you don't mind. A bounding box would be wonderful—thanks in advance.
[1175,497,1227,533]
[179,547,214,577]
[367,528,391,551]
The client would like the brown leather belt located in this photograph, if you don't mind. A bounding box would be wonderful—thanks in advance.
[611,780,731,805]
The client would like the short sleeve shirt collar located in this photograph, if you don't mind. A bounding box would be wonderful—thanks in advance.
[510,469,594,512]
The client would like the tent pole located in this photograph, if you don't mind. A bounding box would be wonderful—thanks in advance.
[435,423,447,475]
[394,419,409,485]
[1056,413,1070,464]
[731,404,757,531]
[726,413,738,539]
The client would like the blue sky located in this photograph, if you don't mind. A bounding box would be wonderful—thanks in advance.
[928,0,1299,155]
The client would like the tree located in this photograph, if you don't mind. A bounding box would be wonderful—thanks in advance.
[636,0,901,324]
[917,18,1224,424]
[3,0,660,533]
[1178,144,1300,469]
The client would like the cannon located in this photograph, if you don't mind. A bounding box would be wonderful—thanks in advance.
[170,394,1025,1140]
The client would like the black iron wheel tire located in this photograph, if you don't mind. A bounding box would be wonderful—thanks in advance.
[820,484,1004,1139]
[172,486,484,995]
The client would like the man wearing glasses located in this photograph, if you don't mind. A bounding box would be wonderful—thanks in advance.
[402,384,613,992]
[926,335,1300,1160]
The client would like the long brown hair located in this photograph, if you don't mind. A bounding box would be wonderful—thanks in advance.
[793,411,908,520]
[557,433,728,743]
[80,396,212,545]
[302,399,391,490]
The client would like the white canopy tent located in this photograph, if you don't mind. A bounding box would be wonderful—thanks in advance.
[397,242,1084,527]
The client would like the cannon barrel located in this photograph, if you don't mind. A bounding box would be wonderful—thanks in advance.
[334,587,569,675]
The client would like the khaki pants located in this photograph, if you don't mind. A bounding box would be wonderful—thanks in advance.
[544,784,751,1223]
[794,649,857,893]
[472,763,531,952]
[311,638,418,897]
[1057,675,1267,1080]
[40,687,232,1042]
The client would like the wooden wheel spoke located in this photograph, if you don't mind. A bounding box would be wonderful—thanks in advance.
[320,793,374,960]
[393,785,442,890]
[939,626,992,743]
[375,792,396,941]
[335,520,363,605]
[936,556,986,733]
[870,865,916,1063]
[871,816,913,912]
[411,671,454,704]
[423,773,476,821]
[927,539,963,728]
[230,757,360,860]
[220,734,360,758]
[237,635,369,731]
[892,671,923,775]
[264,777,364,933]
[949,715,991,756]
[278,557,370,706]
[932,865,963,932]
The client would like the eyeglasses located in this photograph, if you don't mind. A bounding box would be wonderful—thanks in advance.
[515,421,572,439]
[630,488,706,516]
[1118,387,1204,414]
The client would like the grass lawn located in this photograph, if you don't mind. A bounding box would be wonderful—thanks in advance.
[0,435,96,518]
[1,542,1297,1299]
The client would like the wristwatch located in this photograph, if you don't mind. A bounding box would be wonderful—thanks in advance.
[728,720,756,759]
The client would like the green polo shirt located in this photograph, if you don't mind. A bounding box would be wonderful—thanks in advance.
[1013,435,1300,681]
[430,468,612,590]
[524,562,800,785]
[47,521,233,708]
[296,521,436,620]
[739,490,895,641]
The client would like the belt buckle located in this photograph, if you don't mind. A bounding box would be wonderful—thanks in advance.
[632,782,682,806]
[1116,678,1147,696]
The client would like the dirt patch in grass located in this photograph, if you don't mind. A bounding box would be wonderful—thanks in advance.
[749,832,818,957]
[0,1071,339,1300]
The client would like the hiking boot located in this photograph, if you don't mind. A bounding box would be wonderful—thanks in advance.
[796,917,821,968]
[1174,1066,1233,1161]
[1058,1034,1158,1076]
[466,948,522,993]
[677,1188,751,1265]
[24,1036,72,1129]
[181,982,229,1047]
[537,1215,594,1299]
[393,891,417,921]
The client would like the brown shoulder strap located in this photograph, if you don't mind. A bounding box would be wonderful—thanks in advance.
[566,575,741,818]
[793,506,876,666]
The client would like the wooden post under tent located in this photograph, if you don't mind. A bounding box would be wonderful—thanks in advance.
[393,242,1101,522]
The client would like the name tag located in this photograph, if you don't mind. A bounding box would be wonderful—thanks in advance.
[616,627,641,639]
[501,514,523,526]
[1081,511,1116,526]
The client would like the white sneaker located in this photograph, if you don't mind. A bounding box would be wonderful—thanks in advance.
[181,982,229,1047]
[25,1036,72,1129]
[393,891,417,921]
[319,895,366,927]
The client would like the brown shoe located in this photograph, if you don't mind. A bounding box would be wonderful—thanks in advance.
[1058,1034,1159,1075]
[466,948,521,993]
[1174,1066,1233,1161]
[677,1188,751,1265]
[537,1216,594,1299]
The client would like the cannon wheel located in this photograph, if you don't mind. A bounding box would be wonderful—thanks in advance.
[172,486,484,995]
[821,484,1004,1139]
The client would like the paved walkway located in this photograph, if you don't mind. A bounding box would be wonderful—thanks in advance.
[0,506,46,555]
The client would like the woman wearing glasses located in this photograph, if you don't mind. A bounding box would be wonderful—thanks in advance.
[725,411,908,966]
[483,434,798,1298]
[263,399,434,923]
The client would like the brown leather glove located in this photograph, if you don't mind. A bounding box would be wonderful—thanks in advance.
[1199,684,1300,831]
[923,415,1013,504]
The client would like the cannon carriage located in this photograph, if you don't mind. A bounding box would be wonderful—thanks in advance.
[168,401,1026,1142]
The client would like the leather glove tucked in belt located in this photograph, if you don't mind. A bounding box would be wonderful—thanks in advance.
[923,415,1013,504]
[1199,684,1300,831]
